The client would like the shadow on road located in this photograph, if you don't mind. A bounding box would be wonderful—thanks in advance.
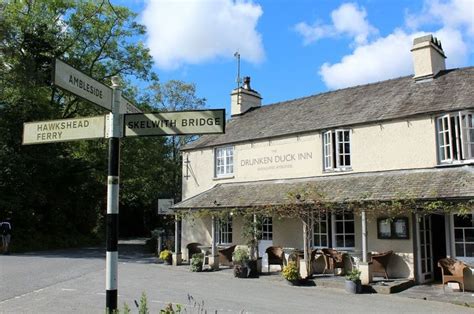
[13,239,156,263]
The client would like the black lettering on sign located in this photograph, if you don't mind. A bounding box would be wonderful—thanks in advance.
[68,75,104,99]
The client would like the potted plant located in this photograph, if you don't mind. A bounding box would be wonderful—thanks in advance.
[232,247,250,278]
[345,269,362,294]
[282,261,300,285]
[190,253,204,272]
[159,249,172,265]
[241,214,263,277]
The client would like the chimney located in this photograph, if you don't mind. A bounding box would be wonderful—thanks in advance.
[231,76,262,116]
[411,34,446,81]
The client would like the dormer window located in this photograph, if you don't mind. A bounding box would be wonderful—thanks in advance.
[436,111,473,164]
[323,129,352,171]
[215,146,234,177]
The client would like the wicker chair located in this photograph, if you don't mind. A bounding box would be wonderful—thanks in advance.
[186,242,202,261]
[321,248,345,275]
[218,245,236,266]
[369,250,393,279]
[265,246,284,272]
[438,258,468,292]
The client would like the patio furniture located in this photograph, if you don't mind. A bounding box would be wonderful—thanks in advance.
[186,242,202,261]
[438,258,468,292]
[369,250,393,279]
[218,245,236,266]
[321,248,345,275]
[266,246,285,272]
[197,245,212,267]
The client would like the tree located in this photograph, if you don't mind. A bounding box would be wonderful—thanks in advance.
[0,0,164,248]
[146,80,206,202]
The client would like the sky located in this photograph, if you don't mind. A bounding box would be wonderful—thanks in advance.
[117,0,474,113]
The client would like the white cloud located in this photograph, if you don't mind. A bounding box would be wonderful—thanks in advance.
[294,3,378,45]
[317,0,472,90]
[141,0,264,70]
[320,30,415,89]
[420,0,474,36]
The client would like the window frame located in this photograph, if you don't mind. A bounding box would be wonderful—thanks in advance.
[214,146,234,178]
[452,212,474,259]
[217,216,233,245]
[323,129,352,171]
[436,111,474,164]
[312,212,329,248]
[332,210,355,250]
[261,217,273,241]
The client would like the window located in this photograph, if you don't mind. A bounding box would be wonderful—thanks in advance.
[333,211,355,248]
[261,217,273,241]
[215,146,234,177]
[437,111,474,164]
[454,214,474,258]
[217,216,232,244]
[323,129,351,170]
[313,212,328,248]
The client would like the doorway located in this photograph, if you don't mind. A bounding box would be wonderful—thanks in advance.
[416,214,446,283]
[431,214,446,281]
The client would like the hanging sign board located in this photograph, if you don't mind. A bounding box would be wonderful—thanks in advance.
[124,109,225,137]
[158,199,174,215]
[53,59,113,110]
[53,59,141,114]
[23,115,106,145]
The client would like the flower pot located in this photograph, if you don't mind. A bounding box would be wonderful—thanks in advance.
[246,260,260,278]
[286,279,300,286]
[233,265,248,278]
[345,279,362,294]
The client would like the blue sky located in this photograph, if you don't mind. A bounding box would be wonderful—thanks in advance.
[117,0,474,113]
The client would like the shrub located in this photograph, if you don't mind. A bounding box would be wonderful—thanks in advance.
[345,269,361,282]
[232,247,249,264]
[282,261,300,281]
[159,249,172,262]
[190,253,204,272]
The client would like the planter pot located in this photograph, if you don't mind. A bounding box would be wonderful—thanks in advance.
[246,260,260,278]
[233,265,248,278]
[345,280,362,294]
[256,257,262,273]
[164,256,172,265]
[286,279,300,286]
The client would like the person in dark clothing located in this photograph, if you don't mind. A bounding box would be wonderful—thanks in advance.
[1,218,12,254]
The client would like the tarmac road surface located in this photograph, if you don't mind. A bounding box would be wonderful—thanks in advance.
[0,242,472,313]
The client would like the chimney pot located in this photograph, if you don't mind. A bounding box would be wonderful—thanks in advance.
[230,76,262,116]
[243,76,251,90]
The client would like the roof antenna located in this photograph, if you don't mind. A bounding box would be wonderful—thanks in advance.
[234,51,241,89]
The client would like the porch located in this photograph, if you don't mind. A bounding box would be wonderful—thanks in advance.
[173,166,474,288]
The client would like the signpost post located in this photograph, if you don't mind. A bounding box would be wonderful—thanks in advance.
[105,77,121,310]
[23,59,225,313]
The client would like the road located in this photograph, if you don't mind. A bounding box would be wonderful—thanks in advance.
[0,243,471,313]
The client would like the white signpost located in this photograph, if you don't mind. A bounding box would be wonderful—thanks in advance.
[53,59,141,114]
[23,58,225,313]
[158,199,174,215]
[23,115,106,145]
[124,110,225,137]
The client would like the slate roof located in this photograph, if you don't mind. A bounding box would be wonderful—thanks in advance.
[173,166,474,209]
[183,67,474,151]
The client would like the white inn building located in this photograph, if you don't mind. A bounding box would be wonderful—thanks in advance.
[172,35,474,289]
